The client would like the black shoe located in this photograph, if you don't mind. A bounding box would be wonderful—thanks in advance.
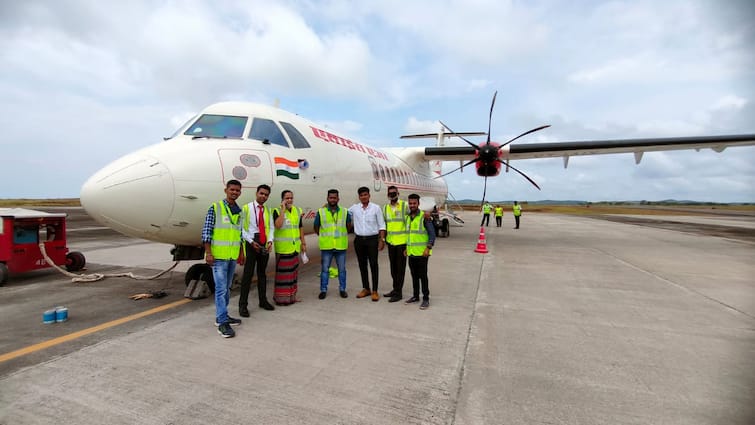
[260,302,275,311]
[318,292,327,300]
[389,294,402,303]
[215,316,241,326]
[217,323,235,338]
[383,290,395,297]
[339,290,348,298]
[405,296,419,304]
[239,307,250,318]
[420,299,429,310]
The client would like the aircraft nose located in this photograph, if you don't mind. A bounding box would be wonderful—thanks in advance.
[80,153,174,237]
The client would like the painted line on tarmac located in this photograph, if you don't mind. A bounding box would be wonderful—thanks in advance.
[0,299,192,364]
[2,251,323,364]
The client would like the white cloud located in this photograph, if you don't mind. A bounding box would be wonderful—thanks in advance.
[0,0,753,201]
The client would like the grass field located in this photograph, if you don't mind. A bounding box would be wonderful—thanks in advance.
[0,199,81,207]
[453,203,755,216]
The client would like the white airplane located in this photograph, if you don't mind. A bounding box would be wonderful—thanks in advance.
[80,95,755,283]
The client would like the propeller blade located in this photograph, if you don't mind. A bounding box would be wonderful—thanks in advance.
[481,175,489,203]
[439,120,480,150]
[435,158,479,179]
[497,159,541,190]
[486,91,497,145]
[500,124,551,148]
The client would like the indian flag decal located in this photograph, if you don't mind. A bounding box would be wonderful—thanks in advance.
[274,157,300,180]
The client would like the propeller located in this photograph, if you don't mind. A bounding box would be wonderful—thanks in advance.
[435,91,550,203]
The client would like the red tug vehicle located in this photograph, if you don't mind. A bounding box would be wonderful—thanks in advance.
[0,208,86,285]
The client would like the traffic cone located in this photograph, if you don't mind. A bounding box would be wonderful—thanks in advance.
[474,226,489,254]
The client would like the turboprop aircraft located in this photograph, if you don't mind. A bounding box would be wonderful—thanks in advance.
[80,97,755,283]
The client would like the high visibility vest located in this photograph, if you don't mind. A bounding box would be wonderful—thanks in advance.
[494,207,503,217]
[483,204,492,214]
[273,206,302,255]
[513,204,522,216]
[318,206,348,250]
[383,200,408,245]
[242,202,272,239]
[210,201,242,260]
[406,213,432,257]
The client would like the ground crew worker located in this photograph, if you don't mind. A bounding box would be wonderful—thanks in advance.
[314,189,353,299]
[272,190,306,305]
[382,185,409,303]
[404,193,436,310]
[513,201,522,229]
[239,184,275,316]
[494,205,503,227]
[202,179,245,338]
[480,201,492,227]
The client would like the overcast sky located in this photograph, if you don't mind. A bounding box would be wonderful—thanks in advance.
[1,0,753,202]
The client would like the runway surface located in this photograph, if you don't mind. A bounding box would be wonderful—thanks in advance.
[1,208,753,424]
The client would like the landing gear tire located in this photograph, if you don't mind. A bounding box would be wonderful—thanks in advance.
[0,263,8,285]
[185,263,215,293]
[440,218,450,238]
[65,251,86,272]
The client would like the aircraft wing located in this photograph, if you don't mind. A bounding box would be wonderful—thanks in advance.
[422,134,755,164]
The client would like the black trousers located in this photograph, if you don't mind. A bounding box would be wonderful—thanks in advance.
[480,213,490,226]
[387,243,407,295]
[514,215,520,228]
[353,235,379,291]
[496,216,502,227]
[408,256,429,299]
[239,241,269,308]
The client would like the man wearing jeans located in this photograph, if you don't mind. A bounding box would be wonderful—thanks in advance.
[314,189,352,299]
[202,179,246,338]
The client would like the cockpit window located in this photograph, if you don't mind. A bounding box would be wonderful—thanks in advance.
[280,122,311,149]
[184,114,247,138]
[249,118,289,147]
[167,115,197,140]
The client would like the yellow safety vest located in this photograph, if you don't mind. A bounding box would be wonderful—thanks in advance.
[406,213,432,257]
[242,203,272,238]
[513,204,522,216]
[383,200,408,245]
[273,206,302,255]
[483,204,492,214]
[211,202,242,260]
[494,207,503,217]
[318,206,348,250]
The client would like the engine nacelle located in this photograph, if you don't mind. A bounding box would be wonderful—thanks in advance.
[474,142,504,177]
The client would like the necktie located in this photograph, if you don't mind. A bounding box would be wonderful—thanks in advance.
[257,205,266,244]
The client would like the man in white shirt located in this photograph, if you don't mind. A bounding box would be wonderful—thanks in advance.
[239,184,276,316]
[348,186,386,301]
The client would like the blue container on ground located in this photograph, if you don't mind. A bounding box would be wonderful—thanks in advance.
[55,307,68,322]
[43,310,56,324]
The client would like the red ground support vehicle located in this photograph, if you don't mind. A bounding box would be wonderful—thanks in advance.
[0,208,86,285]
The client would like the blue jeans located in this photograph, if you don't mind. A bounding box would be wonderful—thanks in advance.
[212,259,236,325]
[320,249,347,292]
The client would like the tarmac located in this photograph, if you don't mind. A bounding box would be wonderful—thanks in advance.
[0,209,753,424]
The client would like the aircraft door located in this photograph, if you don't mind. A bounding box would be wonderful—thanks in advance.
[368,156,382,192]
[218,149,274,191]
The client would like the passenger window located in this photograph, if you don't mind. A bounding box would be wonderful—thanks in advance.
[184,114,247,138]
[280,122,311,149]
[249,118,289,147]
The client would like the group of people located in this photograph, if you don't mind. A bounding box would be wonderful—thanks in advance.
[480,201,522,229]
[202,181,436,338]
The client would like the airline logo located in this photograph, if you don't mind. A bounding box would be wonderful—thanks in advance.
[274,157,300,180]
